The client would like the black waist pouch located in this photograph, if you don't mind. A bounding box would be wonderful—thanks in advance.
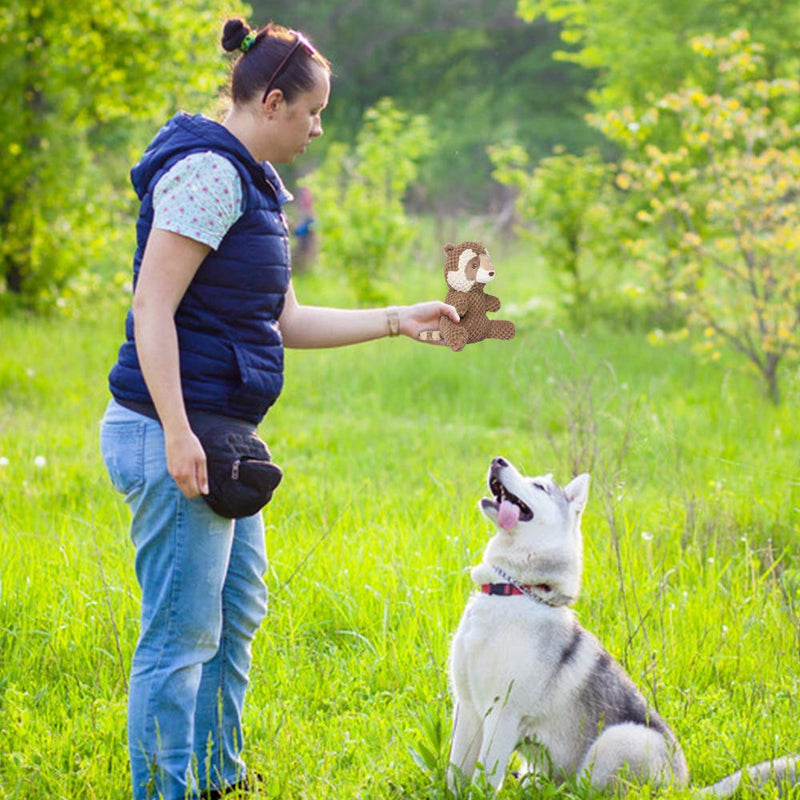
[189,412,283,519]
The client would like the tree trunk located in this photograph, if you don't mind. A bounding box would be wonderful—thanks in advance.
[764,361,781,405]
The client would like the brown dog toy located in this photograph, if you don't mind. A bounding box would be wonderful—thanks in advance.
[419,241,516,351]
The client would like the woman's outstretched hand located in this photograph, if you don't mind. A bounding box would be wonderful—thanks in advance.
[399,301,459,343]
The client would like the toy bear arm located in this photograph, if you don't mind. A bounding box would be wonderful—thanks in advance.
[484,294,501,312]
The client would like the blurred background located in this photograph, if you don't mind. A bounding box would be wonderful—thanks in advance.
[3,0,800,400]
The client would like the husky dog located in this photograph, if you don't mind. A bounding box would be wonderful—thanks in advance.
[448,457,799,796]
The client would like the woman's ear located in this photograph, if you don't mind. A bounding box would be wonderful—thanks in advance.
[262,88,284,116]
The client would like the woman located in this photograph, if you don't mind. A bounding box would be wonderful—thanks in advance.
[100,16,457,800]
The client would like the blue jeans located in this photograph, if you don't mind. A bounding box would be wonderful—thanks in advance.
[100,399,268,800]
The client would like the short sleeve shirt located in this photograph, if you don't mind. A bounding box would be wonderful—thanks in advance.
[151,151,244,249]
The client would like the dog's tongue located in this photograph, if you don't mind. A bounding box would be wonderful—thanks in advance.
[497,500,520,531]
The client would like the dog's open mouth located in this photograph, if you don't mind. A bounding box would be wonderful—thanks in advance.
[489,477,534,523]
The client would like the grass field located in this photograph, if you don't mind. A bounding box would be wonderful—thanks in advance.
[1,243,799,799]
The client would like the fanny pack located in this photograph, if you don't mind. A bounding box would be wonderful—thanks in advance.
[189,412,283,519]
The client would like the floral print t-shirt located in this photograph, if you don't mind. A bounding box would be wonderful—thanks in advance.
[151,151,243,250]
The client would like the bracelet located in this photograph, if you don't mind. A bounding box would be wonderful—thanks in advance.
[385,306,400,337]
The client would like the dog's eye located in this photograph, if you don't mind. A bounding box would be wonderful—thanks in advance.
[532,481,547,492]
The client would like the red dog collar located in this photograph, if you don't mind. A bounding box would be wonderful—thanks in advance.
[481,583,532,596]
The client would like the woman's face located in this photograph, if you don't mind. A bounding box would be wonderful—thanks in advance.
[267,65,330,164]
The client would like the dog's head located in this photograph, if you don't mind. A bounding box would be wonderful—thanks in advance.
[473,457,590,606]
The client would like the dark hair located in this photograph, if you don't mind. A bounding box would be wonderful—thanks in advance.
[221,18,330,105]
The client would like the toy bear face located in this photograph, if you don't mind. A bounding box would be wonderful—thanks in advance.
[444,242,496,293]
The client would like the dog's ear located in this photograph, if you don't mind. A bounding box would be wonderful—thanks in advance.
[565,473,590,514]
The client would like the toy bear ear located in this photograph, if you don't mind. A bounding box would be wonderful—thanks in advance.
[443,244,455,254]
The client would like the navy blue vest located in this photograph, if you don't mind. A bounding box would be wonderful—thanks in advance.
[108,113,292,424]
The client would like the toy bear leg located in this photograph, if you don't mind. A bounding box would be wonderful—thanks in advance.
[440,316,469,352]
[488,320,516,341]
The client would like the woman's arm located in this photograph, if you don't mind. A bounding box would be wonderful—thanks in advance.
[278,281,459,348]
[132,228,211,499]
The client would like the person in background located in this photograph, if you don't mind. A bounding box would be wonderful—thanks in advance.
[100,15,457,800]
[292,185,317,272]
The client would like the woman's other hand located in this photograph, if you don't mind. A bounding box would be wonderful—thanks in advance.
[165,426,209,499]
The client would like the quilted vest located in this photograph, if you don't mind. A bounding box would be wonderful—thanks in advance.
[108,112,292,424]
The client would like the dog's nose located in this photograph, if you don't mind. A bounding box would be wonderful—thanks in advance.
[492,457,508,468]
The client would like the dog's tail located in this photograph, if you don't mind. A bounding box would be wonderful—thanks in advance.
[696,754,800,797]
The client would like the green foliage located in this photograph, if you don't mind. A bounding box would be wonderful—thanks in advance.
[301,98,433,304]
[0,0,245,309]
[596,32,800,404]
[516,0,800,115]
[490,144,620,328]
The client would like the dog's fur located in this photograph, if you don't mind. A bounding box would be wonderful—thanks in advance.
[448,457,799,796]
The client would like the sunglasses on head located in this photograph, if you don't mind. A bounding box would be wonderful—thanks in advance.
[261,32,316,104]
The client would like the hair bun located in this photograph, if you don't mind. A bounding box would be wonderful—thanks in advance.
[221,18,251,53]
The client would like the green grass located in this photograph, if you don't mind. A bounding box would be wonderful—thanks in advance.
[1,247,799,799]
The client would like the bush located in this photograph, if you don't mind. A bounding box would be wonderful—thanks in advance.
[489,143,622,329]
[596,31,800,403]
[301,98,433,305]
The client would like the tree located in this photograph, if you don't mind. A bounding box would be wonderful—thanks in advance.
[0,0,244,308]
[598,32,800,404]
[254,0,600,213]
[515,0,800,115]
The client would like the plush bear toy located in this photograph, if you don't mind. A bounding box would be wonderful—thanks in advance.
[419,241,516,351]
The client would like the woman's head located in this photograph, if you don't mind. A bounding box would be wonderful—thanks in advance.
[222,18,331,107]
